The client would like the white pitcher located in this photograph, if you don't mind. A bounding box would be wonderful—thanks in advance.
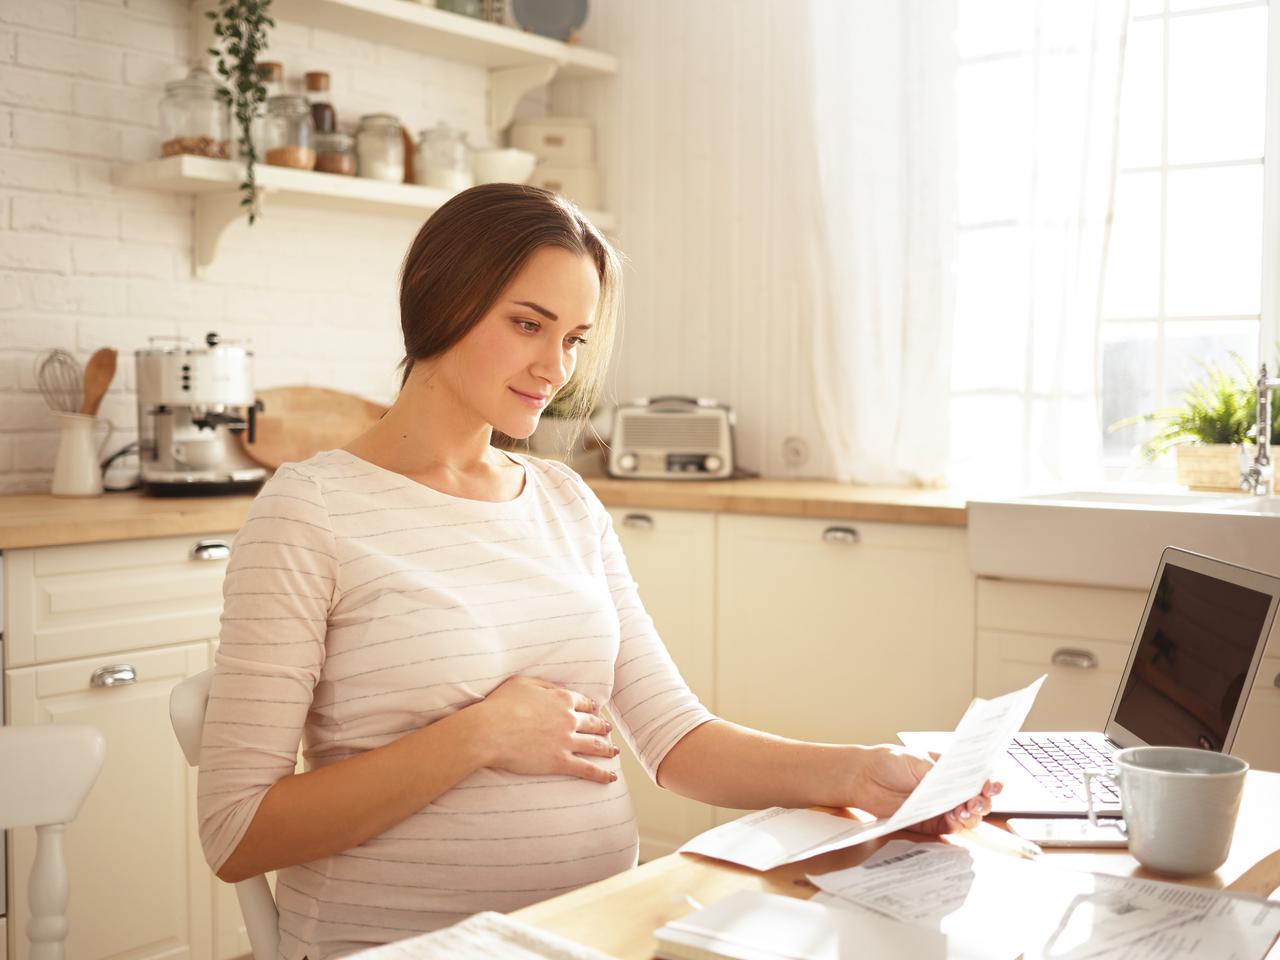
[51,412,114,497]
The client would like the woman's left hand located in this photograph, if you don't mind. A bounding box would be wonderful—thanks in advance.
[846,745,1000,834]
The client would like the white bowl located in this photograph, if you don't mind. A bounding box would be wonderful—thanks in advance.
[472,148,538,185]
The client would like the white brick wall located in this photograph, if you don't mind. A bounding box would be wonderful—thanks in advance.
[0,0,546,493]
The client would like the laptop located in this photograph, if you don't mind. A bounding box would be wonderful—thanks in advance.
[900,547,1280,817]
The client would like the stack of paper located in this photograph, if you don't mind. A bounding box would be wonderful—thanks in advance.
[653,888,986,960]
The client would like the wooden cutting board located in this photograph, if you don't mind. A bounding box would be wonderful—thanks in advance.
[238,386,389,470]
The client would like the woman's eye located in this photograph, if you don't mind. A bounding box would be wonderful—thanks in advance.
[515,319,539,333]
[567,336,589,347]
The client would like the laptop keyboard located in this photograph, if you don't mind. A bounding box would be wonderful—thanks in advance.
[1009,735,1121,804]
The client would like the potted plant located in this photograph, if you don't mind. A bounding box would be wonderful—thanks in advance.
[1112,353,1280,492]
[205,0,274,223]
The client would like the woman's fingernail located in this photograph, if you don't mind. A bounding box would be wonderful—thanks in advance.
[609,771,618,781]
[613,745,621,756]
[959,809,971,820]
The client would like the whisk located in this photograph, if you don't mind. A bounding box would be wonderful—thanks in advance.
[35,348,84,414]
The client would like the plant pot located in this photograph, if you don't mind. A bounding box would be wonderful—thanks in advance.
[1175,443,1253,493]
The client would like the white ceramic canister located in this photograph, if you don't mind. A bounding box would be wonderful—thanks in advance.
[509,116,594,165]
[528,163,600,209]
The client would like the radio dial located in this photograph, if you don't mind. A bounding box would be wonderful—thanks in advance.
[704,455,723,473]
[618,452,638,472]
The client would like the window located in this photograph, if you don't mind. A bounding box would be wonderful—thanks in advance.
[950,0,1274,486]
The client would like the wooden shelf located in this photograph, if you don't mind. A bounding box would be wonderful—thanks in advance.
[270,0,617,78]
[111,155,615,276]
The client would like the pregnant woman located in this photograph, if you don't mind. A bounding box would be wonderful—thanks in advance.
[197,183,997,959]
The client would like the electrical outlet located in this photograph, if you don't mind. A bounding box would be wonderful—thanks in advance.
[782,436,808,468]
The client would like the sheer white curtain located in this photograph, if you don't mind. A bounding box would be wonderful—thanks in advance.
[794,0,958,485]
[948,2,1129,490]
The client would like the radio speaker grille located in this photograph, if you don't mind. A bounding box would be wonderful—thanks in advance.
[622,414,721,451]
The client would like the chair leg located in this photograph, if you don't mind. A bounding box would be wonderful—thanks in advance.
[27,823,69,960]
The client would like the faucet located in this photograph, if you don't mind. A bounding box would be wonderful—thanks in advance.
[1241,363,1280,495]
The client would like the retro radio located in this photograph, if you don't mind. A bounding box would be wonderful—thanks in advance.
[607,396,736,480]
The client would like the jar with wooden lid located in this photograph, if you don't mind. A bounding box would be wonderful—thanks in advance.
[356,113,405,182]
[159,66,229,159]
[315,131,355,176]
[305,71,335,134]
[262,95,316,170]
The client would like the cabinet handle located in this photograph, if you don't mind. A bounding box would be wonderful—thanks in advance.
[822,526,860,545]
[90,663,136,687]
[1051,648,1098,670]
[190,539,231,561]
[622,513,655,530]
[1273,672,1280,689]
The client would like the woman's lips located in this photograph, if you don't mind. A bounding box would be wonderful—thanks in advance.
[510,387,548,408]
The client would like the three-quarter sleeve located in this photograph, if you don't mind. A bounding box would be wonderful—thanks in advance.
[544,462,716,783]
[197,465,338,873]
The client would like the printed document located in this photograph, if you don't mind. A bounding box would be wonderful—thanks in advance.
[678,676,1045,871]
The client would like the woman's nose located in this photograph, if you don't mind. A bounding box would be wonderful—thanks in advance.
[532,340,570,387]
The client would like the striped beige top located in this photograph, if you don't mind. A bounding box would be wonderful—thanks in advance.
[197,449,714,960]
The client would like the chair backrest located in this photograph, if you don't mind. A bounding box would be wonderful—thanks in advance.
[170,668,281,960]
[0,724,105,960]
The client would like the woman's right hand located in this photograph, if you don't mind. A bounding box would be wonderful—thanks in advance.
[473,676,619,784]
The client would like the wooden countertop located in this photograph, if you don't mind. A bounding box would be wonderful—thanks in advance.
[0,475,966,550]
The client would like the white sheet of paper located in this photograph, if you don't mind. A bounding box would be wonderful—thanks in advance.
[807,841,1280,960]
[679,676,1046,871]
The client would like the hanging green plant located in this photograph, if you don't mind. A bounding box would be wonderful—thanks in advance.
[205,0,274,224]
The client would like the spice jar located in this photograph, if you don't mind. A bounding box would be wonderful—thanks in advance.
[315,132,355,176]
[262,95,316,170]
[356,113,405,182]
[159,66,229,159]
[415,122,474,192]
[305,71,335,134]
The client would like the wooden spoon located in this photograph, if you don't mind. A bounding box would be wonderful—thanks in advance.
[79,347,117,417]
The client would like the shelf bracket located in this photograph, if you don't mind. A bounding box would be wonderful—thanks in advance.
[488,62,559,133]
[193,190,257,279]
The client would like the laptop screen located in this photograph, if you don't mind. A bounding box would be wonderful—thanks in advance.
[1112,560,1274,751]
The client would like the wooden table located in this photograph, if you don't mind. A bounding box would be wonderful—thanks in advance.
[512,769,1280,959]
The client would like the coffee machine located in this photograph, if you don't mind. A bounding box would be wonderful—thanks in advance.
[135,331,267,496]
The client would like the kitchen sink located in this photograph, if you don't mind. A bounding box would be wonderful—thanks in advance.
[1014,490,1239,508]
[969,488,1280,588]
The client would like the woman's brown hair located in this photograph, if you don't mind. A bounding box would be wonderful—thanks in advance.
[397,183,623,454]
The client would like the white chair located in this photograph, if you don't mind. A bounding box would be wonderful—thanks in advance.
[170,668,280,960]
[0,724,106,960]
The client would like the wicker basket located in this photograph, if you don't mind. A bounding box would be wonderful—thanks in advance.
[1175,443,1253,492]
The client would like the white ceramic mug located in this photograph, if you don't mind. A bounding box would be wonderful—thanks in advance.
[51,412,114,497]
[1083,745,1248,876]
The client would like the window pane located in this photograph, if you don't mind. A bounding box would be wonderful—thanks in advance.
[1170,0,1255,12]
[1117,19,1163,169]
[1167,6,1268,164]
[1102,172,1162,319]
[1162,318,1260,407]
[1101,322,1158,458]
[1164,164,1263,317]
[957,58,1035,224]
[953,227,1030,392]
[1130,0,1164,16]
[955,0,1035,58]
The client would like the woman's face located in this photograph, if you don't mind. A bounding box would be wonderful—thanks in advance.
[438,246,601,440]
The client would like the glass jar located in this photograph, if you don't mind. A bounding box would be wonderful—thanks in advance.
[159,66,229,159]
[262,95,316,170]
[305,71,335,134]
[315,132,355,176]
[356,113,405,182]
[415,122,474,192]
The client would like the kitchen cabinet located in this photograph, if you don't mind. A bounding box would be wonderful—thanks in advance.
[7,643,212,960]
[3,532,237,960]
[606,508,717,860]
[976,578,1147,732]
[715,516,975,749]
[975,577,1280,773]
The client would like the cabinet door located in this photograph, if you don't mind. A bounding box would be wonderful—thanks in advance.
[975,579,1148,731]
[716,515,975,749]
[606,508,716,860]
[7,643,213,960]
